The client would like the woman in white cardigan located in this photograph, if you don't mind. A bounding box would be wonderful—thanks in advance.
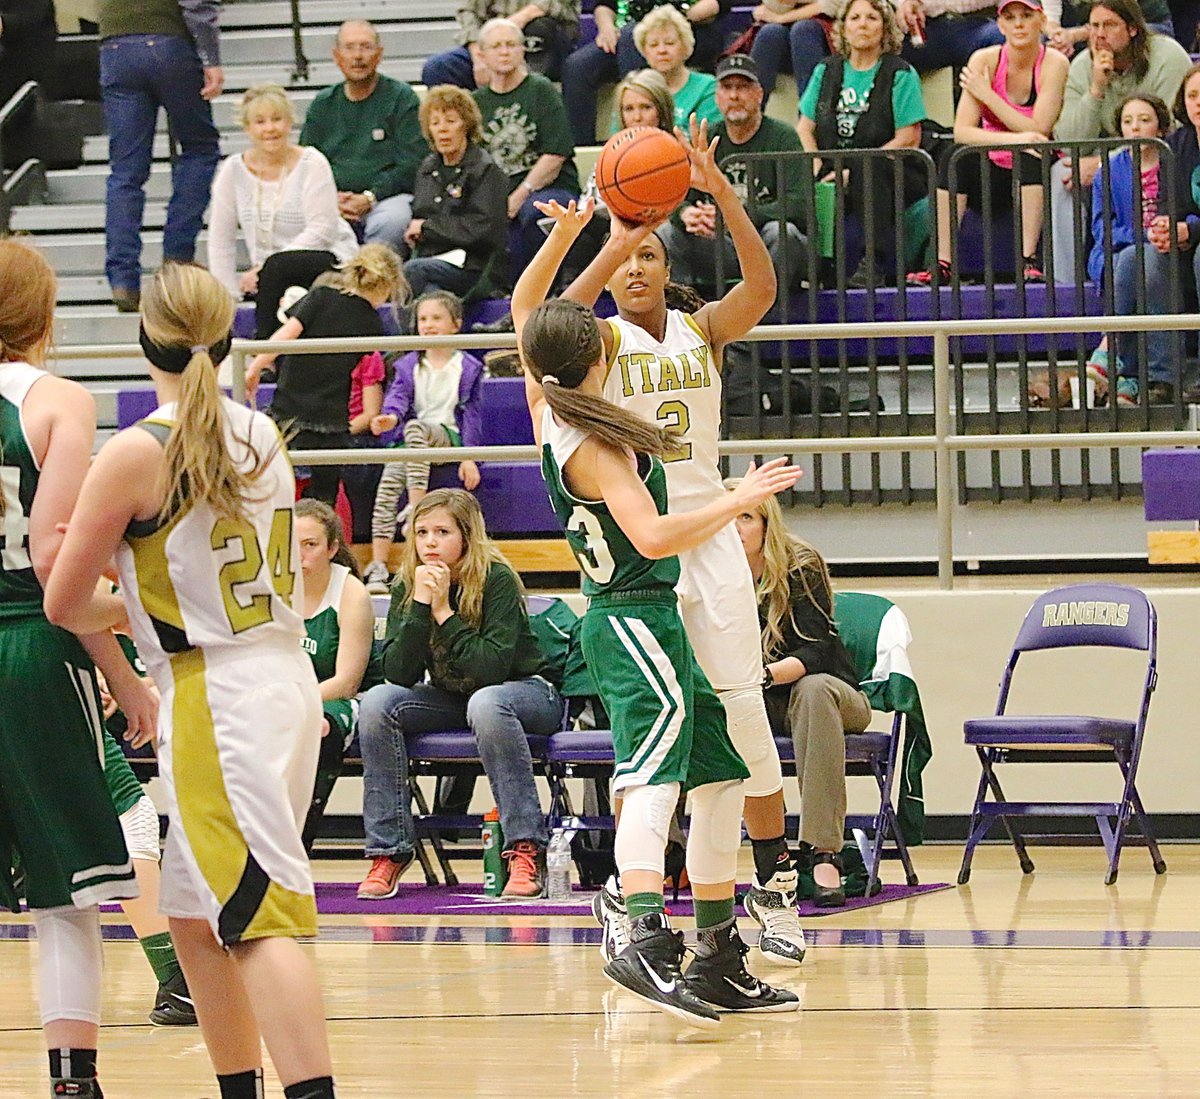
[208,84,359,337]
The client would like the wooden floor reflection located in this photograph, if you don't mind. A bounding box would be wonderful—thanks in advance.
[2,846,1199,1097]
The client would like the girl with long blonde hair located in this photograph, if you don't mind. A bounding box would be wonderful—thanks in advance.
[1,239,156,1097]
[732,491,870,908]
[46,262,338,1099]
[355,488,566,901]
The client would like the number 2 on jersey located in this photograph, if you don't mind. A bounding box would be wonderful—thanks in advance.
[212,508,296,633]
[656,400,693,462]
[566,505,615,584]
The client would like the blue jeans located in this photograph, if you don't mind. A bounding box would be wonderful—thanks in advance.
[899,15,1003,72]
[100,34,219,292]
[1115,245,1200,385]
[660,220,809,298]
[359,677,564,856]
[510,186,577,282]
[404,257,480,296]
[751,19,829,103]
[363,193,413,251]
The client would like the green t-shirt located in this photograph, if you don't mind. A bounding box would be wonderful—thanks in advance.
[799,58,926,148]
[98,0,187,40]
[299,76,426,199]
[474,72,580,195]
[673,71,721,132]
[676,115,807,229]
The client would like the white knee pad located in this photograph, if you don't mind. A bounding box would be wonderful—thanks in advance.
[33,905,103,1026]
[119,795,162,864]
[720,686,783,798]
[614,782,679,875]
[685,780,745,885]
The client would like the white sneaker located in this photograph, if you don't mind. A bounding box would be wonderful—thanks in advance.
[362,560,390,594]
[744,869,807,966]
[591,874,632,963]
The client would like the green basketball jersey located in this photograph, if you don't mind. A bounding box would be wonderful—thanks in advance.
[539,407,679,598]
[0,363,46,620]
[303,563,348,684]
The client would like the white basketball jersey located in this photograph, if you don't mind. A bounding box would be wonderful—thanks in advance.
[601,310,723,508]
[115,398,306,679]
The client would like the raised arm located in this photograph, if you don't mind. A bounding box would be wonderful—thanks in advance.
[595,446,800,559]
[683,120,777,354]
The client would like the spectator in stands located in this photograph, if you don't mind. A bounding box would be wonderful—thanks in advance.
[797,0,926,289]
[99,0,221,312]
[423,0,581,88]
[357,489,564,900]
[562,0,731,144]
[208,84,359,338]
[1082,93,1170,398]
[473,18,580,279]
[295,499,377,853]
[908,0,1068,285]
[663,55,809,300]
[1113,64,1200,406]
[633,6,722,134]
[364,291,484,593]
[894,0,1004,73]
[300,20,427,253]
[1047,0,1174,57]
[750,0,842,111]
[245,243,407,506]
[1048,0,1191,283]
[404,85,508,298]
[734,492,870,909]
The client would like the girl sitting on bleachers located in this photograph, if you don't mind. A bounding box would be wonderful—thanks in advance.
[363,291,484,592]
[356,490,565,900]
[295,500,377,853]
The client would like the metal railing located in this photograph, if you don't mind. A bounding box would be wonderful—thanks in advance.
[0,80,47,232]
[54,311,1200,591]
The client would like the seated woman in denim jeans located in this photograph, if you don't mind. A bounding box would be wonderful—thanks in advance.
[356,489,564,900]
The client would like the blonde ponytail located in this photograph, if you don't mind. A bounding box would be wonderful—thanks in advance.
[141,263,271,523]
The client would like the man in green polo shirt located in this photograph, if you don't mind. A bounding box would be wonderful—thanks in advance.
[300,20,428,251]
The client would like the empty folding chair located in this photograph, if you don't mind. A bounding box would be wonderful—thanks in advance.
[958,582,1165,886]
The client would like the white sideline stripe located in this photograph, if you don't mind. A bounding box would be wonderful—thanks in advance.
[610,615,685,789]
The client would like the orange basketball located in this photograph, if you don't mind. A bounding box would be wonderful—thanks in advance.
[595,127,691,225]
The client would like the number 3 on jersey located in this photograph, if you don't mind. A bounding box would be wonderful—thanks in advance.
[212,508,296,633]
[656,400,693,462]
[566,505,615,584]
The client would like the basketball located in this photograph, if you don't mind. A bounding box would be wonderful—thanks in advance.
[595,126,692,225]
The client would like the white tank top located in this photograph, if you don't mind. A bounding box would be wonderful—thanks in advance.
[115,398,306,678]
[601,310,723,509]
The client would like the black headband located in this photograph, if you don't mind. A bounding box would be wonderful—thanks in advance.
[139,323,233,375]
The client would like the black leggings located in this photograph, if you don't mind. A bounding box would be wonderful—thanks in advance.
[938,147,1045,211]
[255,249,337,339]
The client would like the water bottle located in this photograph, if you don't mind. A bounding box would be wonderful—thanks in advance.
[482,808,505,896]
[546,827,573,901]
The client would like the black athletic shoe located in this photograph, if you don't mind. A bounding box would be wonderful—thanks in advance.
[603,913,720,1029]
[685,928,800,1013]
[149,969,198,1026]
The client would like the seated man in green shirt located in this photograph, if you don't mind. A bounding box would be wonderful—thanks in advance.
[300,20,428,251]
[662,55,810,306]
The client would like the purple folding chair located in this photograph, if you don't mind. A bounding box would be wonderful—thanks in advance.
[958,583,1165,886]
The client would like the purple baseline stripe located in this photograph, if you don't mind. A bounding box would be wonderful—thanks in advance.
[305,880,949,918]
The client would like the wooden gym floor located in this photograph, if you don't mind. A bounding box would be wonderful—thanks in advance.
[2,844,1199,1096]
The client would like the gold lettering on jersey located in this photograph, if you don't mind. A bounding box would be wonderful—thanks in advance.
[616,345,712,396]
[658,354,682,392]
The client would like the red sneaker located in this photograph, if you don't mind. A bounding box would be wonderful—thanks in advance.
[357,853,413,899]
[502,840,546,898]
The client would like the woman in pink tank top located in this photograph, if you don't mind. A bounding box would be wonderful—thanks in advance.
[907,0,1069,284]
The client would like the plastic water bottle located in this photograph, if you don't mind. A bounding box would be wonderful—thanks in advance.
[546,827,573,901]
[482,808,505,896]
